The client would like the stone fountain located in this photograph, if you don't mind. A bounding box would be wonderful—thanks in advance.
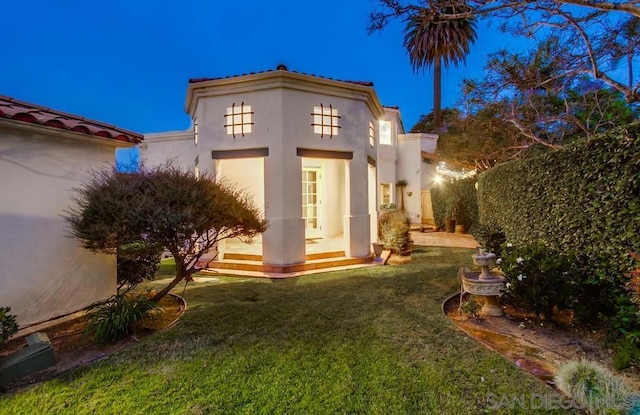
[461,249,506,316]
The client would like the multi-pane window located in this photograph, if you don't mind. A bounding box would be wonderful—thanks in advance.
[379,120,392,145]
[194,154,200,178]
[369,121,375,147]
[311,104,340,138]
[194,118,198,146]
[224,102,254,137]
[380,183,392,205]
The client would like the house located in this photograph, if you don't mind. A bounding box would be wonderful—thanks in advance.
[142,66,441,273]
[0,95,142,327]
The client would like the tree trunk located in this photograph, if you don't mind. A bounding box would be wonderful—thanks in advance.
[433,54,442,132]
[151,262,186,302]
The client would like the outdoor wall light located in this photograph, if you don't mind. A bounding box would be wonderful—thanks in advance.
[407,191,413,197]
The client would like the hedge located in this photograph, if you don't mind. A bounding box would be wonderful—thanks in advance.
[430,177,478,231]
[477,122,640,323]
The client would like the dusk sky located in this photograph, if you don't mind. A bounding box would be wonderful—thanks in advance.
[0,0,521,135]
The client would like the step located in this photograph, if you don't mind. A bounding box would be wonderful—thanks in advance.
[207,255,371,274]
[222,250,345,262]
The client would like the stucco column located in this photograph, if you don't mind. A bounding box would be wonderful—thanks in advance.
[343,157,371,258]
[262,148,306,265]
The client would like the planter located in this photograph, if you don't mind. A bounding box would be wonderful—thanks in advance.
[455,224,465,234]
[445,220,456,233]
[372,242,384,259]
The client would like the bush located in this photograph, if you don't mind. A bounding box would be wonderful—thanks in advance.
[0,307,19,348]
[430,177,478,230]
[478,122,640,338]
[379,211,411,253]
[471,223,505,256]
[117,241,162,293]
[86,294,162,343]
[555,359,633,414]
[613,337,640,371]
[499,243,580,318]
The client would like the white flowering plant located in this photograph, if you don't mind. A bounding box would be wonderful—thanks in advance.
[499,242,580,318]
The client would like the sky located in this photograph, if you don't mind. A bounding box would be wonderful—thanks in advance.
[0,0,523,135]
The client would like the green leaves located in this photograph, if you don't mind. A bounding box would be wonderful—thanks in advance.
[65,163,267,301]
[478,121,640,332]
[0,306,19,349]
[86,294,162,344]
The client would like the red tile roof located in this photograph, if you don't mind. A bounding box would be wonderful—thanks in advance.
[0,95,143,144]
[189,66,374,87]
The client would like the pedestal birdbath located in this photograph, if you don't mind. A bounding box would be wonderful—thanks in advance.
[461,249,506,316]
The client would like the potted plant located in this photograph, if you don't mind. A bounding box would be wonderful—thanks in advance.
[372,242,384,259]
[446,205,457,233]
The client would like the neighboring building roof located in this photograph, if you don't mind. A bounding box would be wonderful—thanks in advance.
[0,95,143,144]
[189,65,374,87]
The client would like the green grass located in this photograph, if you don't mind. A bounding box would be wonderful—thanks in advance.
[0,247,572,414]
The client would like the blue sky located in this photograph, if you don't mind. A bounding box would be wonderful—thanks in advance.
[0,0,519,134]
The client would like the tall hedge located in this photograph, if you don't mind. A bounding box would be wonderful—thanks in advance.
[478,122,640,294]
[430,177,478,230]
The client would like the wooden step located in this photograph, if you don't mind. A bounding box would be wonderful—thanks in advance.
[223,252,262,261]
[207,255,371,274]
[222,250,345,262]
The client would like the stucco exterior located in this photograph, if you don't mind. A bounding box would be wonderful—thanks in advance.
[141,130,196,170]
[397,132,439,225]
[182,69,383,267]
[0,104,139,327]
[141,67,443,268]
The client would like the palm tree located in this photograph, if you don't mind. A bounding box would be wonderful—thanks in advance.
[403,3,477,132]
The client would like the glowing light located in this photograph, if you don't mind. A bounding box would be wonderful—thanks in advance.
[434,175,443,184]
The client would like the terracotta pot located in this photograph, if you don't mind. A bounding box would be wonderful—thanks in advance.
[445,220,456,233]
[455,224,465,234]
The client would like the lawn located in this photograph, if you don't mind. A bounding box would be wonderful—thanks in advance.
[0,247,571,414]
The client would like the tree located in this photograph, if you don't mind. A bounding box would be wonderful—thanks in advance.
[66,163,267,301]
[461,38,638,150]
[370,1,640,103]
[402,2,477,131]
[414,104,524,171]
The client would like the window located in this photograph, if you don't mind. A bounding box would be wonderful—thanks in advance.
[194,118,198,146]
[369,121,375,147]
[224,102,253,137]
[311,104,340,138]
[194,155,200,178]
[379,120,392,145]
[380,183,392,205]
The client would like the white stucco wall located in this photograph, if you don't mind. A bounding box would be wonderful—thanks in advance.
[140,131,196,171]
[186,72,383,264]
[0,121,123,327]
[376,108,404,207]
[397,134,422,224]
[397,133,440,225]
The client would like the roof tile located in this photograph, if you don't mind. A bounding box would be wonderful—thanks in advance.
[0,95,143,144]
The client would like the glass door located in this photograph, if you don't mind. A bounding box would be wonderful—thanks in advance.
[302,168,321,238]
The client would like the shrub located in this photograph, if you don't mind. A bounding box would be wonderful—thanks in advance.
[613,337,640,371]
[430,177,478,230]
[471,223,505,256]
[0,307,19,348]
[499,243,580,318]
[379,203,397,213]
[555,359,633,414]
[379,211,411,253]
[86,294,162,344]
[478,122,640,339]
[117,240,162,293]
[458,295,481,317]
